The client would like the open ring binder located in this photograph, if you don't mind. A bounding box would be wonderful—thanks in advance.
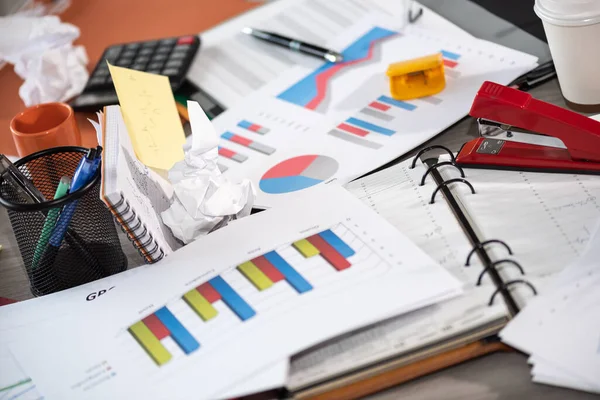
[413,151,537,315]
[465,239,513,266]
[410,145,456,169]
[420,161,465,186]
[430,178,475,204]
[489,280,538,306]
[477,259,525,286]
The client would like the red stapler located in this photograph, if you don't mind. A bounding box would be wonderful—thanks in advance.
[456,81,600,174]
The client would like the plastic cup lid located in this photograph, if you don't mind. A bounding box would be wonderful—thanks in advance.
[535,0,600,26]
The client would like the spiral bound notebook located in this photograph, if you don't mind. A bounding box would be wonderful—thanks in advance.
[100,105,182,263]
[286,148,600,398]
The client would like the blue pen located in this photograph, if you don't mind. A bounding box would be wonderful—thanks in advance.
[48,148,101,247]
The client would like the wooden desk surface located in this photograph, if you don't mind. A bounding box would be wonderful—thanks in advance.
[0,3,597,399]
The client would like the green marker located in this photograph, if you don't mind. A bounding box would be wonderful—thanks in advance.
[32,176,71,269]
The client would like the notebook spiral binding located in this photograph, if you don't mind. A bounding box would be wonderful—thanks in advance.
[413,145,537,313]
[108,195,165,264]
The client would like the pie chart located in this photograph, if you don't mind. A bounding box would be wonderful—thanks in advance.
[260,155,339,194]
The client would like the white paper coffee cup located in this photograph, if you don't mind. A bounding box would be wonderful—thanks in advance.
[535,0,600,107]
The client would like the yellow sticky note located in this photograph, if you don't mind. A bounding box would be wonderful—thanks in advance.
[108,63,185,170]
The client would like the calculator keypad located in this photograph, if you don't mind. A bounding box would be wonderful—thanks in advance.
[80,35,200,97]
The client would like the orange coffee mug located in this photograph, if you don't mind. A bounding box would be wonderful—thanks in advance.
[10,102,82,157]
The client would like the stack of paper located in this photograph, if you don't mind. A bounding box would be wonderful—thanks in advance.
[500,220,600,394]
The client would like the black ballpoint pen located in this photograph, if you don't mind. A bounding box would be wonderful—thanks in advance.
[242,27,344,63]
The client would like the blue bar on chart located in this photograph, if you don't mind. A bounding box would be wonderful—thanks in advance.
[441,50,461,60]
[237,120,270,135]
[377,95,417,111]
[209,276,256,321]
[154,306,200,354]
[319,229,356,258]
[263,251,313,294]
[345,117,395,136]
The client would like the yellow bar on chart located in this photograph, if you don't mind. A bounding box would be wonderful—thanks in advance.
[128,321,172,366]
[183,289,218,321]
[293,239,320,258]
[238,261,273,291]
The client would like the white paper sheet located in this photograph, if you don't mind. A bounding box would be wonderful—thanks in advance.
[206,14,537,209]
[499,218,600,393]
[189,0,473,108]
[287,159,508,389]
[0,268,143,400]
[9,185,462,400]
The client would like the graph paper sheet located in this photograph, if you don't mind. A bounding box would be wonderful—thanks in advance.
[10,185,462,400]
[208,15,538,209]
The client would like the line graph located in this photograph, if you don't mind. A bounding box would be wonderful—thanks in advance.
[277,27,397,112]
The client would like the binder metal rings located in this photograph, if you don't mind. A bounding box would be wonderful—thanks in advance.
[477,259,525,286]
[420,161,465,186]
[489,280,538,306]
[410,145,455,169]
[465,239,513,266]
[430,178,475,204]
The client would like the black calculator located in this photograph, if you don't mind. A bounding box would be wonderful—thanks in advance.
[71,35,201,111]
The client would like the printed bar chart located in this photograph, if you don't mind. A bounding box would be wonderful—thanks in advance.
[221,132,275,155]
[264,251,313,294]
[142,314,170,340]
[346,117,395,136]
[209,276,257,321]
[319,229,356,257]
[377,95,417,111]
[129,226,360,368]
[328,129,382,149]
[218,146,248,163]
[155,307,200,354]
[293,239,320,257]
[337,122,369,137]
[441,49,461,78]
[419,96,443,105]
[441,49,460,61]
[252,255,286,282]
[238,120,270,135]
[183,289,218,321]
[238,261,274,291]
[306,234,351,271]
[197,282,221,303]
[369,101,390,111]
[129,321,172,366]
[360,107,394,122]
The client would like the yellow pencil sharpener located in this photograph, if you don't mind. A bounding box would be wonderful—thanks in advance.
[386,53,446,100]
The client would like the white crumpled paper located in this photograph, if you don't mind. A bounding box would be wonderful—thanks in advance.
[161,101,255,244]
[0,14,88,106]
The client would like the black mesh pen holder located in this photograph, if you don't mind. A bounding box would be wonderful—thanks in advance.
[0,146,127,296]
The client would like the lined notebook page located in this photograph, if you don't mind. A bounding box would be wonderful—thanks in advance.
[443,163,600,305]
[287,159,508,390]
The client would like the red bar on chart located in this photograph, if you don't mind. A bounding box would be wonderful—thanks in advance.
[252,255,286,282]
[142,314,170,340]
[306,234,351,271]
[218,147,248,163]
[369,101,390,111]
[197,282,221,303]
[443,59,458,68]
[337,123,369,137]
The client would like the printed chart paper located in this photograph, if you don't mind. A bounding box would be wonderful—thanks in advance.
[208,17,538,208]
[10,185,462,400]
